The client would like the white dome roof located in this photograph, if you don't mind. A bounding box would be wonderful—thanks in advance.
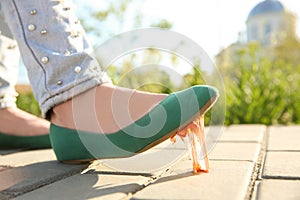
[248,0,284,19]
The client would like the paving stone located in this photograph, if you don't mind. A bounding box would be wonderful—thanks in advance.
[87,139,188,176]
[254,180,300,200]
[218,129,264,143]
[268,126,300,151]
[208,125,266,143]
[224,125,265,142]
[0,161,88,197]
[0,149,56,167]
[15,173,149,200]
[97,150,187,175]
[263,152,300,179]
[132,160,254,200]
[4,125,300,200]
[227,125,267,132]
[209,143,261,162]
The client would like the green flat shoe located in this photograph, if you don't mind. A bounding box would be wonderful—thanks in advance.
[0,133,51,149]
[50,85,219,163]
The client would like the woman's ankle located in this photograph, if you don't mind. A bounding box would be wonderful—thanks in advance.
[50,84,168,133]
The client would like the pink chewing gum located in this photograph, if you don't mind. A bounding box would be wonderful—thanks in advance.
[171,115,209,174]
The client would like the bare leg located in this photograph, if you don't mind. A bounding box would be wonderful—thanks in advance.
[0,107,50,136]
[51,83,167,133]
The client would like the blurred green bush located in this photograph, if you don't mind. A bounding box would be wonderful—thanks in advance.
[219,41,300,125]
[16,92,41,117]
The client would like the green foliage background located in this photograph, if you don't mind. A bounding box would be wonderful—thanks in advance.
[16,92,41,117]
[219,38,300,125]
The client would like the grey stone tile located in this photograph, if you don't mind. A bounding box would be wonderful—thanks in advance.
[254,180,300,200]
[85,139,188,176]
[96,150,187,176]
[208,125,266,143]
[263,152,300,179]
[227,125,267,132]
[15,173,149,200]
[268,126,300,151]
[205,125,266,146]
[209,143,261,162]
[218,130,264,143]
[132,160,255,200]
[0,161,88,197]
[0,149,56,167]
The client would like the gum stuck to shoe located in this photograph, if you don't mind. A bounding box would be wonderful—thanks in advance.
[171,115,209,174]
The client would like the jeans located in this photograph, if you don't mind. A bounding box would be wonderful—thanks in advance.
[0,0,112,117]
[0,9,19,109]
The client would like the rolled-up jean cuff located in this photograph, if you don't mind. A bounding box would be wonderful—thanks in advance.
[42,72,112,118]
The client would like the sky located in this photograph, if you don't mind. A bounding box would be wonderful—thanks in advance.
[140,0,300,57]
[18,0,300,83]
[80,0,300,57]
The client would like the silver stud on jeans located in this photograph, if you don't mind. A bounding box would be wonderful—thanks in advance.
[28,24,36,31]
[41,56,49,64]
[74,66,81,73]
[56,80,63,85]
[30,9,37,15]
[40,29,47,35]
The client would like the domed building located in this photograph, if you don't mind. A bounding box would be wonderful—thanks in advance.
[246,0,296,46]
[216,0,297,69]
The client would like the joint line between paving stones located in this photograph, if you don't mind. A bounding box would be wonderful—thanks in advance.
[245,126,268,200]
[266,150,300,153]
[85,170,153,177]
[262,176,300,181]
[122,155,189,200]
[210,159,254,163]
[120,171,168,200]
[218,141,262,144]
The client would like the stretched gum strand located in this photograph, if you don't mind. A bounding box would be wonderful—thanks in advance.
[170,115,209,174]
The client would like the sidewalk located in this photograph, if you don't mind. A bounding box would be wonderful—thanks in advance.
[0,125,299,200]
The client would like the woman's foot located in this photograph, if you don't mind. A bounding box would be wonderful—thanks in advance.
[51,83,168,133]
[49,85,218,162]
[0,107,50,136]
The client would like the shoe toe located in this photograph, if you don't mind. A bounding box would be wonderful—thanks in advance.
[173,85,219,119]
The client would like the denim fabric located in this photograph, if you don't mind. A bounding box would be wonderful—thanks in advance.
[0,9,19,109]
[0,0,112,117]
